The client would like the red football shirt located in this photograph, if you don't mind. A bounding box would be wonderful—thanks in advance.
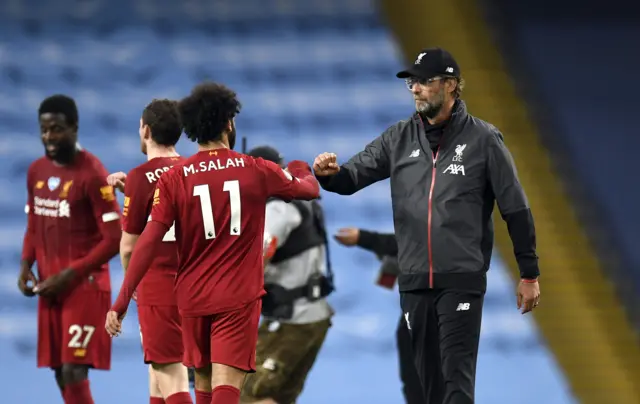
[149,149,319,317]
[121,156,184,306]
[23,150,121,292]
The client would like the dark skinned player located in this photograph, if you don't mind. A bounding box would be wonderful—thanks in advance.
[18,95,121,404]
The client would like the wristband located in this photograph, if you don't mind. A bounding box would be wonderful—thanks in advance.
[521,278,538,283]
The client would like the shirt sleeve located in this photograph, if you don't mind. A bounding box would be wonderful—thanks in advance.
[67,166,121,276]
[264,200,303,248]
[487,131,540,279]
[486,131,529,216]
[258,159,320,201]
[21,164,36,264]
[317,126,393,195]
[149,173,177,229]
[111,221,167,315]
[87,172,122,226]
[121,168,149,235]
[357,230,398,257]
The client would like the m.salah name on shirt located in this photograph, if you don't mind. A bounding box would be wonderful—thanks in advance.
[183,158,246,176]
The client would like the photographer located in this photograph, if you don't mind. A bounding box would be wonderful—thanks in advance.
[241,146,334,404]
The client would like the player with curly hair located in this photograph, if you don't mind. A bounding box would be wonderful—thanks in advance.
[107,82,321,404]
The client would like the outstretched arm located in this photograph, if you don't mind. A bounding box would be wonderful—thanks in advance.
[315,126,394,195]
[112,173,177,315]
[357,230,398,257]
[111,221,167,315]
[67,173,121,277]
[261,159,320,201]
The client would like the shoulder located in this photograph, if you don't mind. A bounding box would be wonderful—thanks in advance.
[123,164,149,192]
[156,164,181,192]
[73,152,110,194]
[78,150,109,177]
[377,116,417,148]
[385,118,413,138]
[465,115,505,146]
[172,154,200,171]
[243,154,268,169]
[250,156,283,178]
[396,116,415,131]
[160,156,191,181]
[27,157,48,177]
[126,163,144,181]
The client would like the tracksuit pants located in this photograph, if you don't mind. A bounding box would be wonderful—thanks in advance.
[400,289,484,404]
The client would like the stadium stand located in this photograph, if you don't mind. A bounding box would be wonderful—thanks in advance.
[482,0,640,330]
[0,0,578,402]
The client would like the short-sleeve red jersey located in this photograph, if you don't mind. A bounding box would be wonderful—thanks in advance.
[121,156,184,305]
[150,149,319,317]
[23,150,121,291]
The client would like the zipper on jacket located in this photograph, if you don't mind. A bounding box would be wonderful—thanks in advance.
[427,148,439,289]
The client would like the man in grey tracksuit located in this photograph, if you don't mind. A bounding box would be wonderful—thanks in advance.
[312,48,541,404]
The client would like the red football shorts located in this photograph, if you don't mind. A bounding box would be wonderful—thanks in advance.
[138,304,183,364]
[182,299,261,372]
[37,286,112,370]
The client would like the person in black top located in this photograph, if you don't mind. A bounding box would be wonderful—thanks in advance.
[335,227,423,404]
[313,48,541,404]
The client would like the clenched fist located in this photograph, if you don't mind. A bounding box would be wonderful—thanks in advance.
[313,152,340,176]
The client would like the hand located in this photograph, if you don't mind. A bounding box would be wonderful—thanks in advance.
[17,264,38,297]
[105,310,126,337]
[107,172,127,193]
[313,153,340,176]
[334,228,360,246]
[33,268,76,298]
[517,279,540,314]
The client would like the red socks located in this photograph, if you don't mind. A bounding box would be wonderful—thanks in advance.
[63,380,94,404]
[166,392,193,404]
[211,385,240,404]
[150,397,165,404]
[195,390,212,404]
[179,387,238,404]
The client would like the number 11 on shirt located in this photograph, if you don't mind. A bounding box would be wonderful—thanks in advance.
[193,180,241,240]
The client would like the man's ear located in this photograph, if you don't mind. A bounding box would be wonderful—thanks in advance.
[144,124,153,140]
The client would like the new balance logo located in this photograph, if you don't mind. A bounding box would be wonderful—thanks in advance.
[456,303,470,311]
[409,149,420,158]
[443,164,465,176]
[404,312,411,330]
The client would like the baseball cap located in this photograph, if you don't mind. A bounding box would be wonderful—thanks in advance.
[247,145,284,166]
[396,48,460,80]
